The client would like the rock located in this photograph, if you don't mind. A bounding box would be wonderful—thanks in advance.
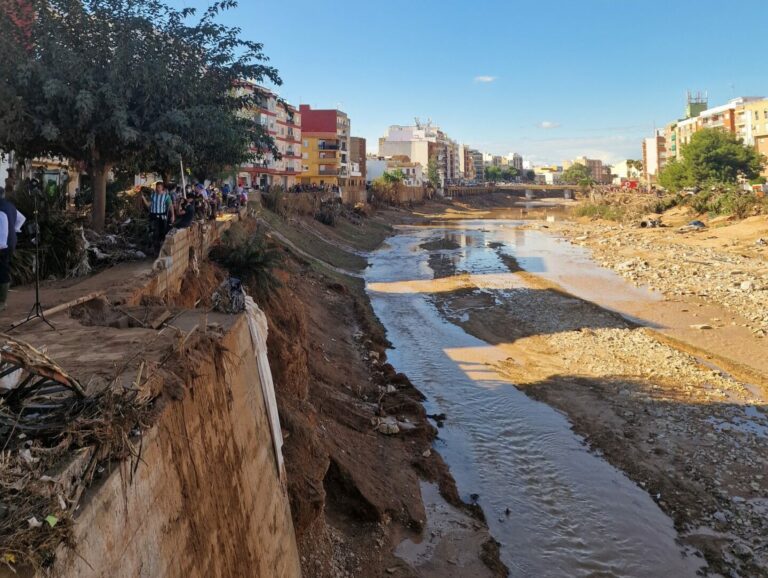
[740,280,755,291]
[422,449,431,458]
[690,324,713,330]
[374,417,400,435]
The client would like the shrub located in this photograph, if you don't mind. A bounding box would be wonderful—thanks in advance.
[261,186,287,217]
[209,230,282,300]
[574,202,626,221]
[315,200,340,226]
[10,186,86,285]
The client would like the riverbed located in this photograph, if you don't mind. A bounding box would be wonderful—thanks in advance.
[366,220,706,577]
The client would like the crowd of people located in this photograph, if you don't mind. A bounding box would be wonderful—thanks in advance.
[142,180,249,256]
[286,183,341,194]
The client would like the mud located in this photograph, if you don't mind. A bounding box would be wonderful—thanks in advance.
[254,211,505,577]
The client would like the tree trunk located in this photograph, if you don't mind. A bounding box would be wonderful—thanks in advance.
[91,164,110,232]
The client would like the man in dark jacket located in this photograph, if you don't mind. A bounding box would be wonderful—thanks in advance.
[0,186,26,311]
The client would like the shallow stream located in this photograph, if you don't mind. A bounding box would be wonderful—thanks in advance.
[366,221,703,577]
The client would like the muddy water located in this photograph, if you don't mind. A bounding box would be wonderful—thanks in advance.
[366,221,703,577]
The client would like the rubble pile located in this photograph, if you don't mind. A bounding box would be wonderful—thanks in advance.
[0,336,154,571]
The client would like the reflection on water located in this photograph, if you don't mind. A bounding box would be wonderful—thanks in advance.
[366,221,701,578]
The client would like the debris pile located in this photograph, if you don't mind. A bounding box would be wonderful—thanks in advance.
[0,336,154,571]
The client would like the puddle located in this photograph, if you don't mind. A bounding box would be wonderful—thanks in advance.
[367,223,704,577]
[395,482,490,576]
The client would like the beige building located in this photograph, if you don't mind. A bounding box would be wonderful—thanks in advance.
[236,82,302,189]
[378,122,459,186]
[572,156,610,184]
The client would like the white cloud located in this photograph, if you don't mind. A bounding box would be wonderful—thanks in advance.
[474,75,497,83]
[537,121,561,129]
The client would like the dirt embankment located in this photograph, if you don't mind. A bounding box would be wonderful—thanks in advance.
[400,193,768,577]
[253,209,506,578]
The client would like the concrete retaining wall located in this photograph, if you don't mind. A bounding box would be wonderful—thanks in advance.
[51,314,300,577]
[132,214,240,304]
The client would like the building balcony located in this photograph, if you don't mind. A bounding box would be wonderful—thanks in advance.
[318,142,340,150]
[318,168,340,176]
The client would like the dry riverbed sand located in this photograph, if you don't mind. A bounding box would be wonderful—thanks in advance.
[411,196,768,577]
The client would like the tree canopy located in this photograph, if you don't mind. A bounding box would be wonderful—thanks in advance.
[0,0,280,230]
[560,163,593,185]
[484,166,502,181]
[427,156,440,188]
[658,129,764,191]
[382,168,405,184]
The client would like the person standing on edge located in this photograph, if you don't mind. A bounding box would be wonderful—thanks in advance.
[4,168,16,197]
[0,186,26,312]
[142,181,174,256]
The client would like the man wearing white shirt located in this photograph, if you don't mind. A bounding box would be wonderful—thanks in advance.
[0,186,26,311]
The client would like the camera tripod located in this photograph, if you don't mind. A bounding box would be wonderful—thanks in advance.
[8,181,55,332]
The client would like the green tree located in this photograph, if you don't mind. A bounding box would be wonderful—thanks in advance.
[427,156,440,188]
[657,129,764,192]
[484,166,502,182]
[382,168,405,184]
[501,167,518,181]
[657,159,693,191]
[0,0,280,230]
[561,163,593,185]
[681,128,763,184]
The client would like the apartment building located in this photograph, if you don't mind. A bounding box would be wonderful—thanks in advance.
[237,83,302,189]
[509,153,524,171]
[462,146,476,181]
[298,104,351,190]
[366,156,424,187]
[642,130,666,183]
[664,96,765,165]
[349,137,367,187]
[378,122,459,187]
[468,149,484,181]
[572,156,610,184]
[738,99,768,177]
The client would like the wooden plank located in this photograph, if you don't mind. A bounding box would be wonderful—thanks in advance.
[150,309,173,330]
[8,290,106,330]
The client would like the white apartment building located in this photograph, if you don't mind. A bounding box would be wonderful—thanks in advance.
[378,123,459,186]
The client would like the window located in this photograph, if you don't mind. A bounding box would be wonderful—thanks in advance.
[302,153,308,159]
[303,140,308,147]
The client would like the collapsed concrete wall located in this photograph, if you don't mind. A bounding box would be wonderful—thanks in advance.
[3,215,302,577]
[137,213,241,303]
[50,312,300,577]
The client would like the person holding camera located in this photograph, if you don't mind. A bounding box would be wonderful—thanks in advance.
[0,186,26,312]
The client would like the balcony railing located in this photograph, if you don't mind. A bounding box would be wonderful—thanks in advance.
[318,168,340,176]
[318,143,339,150]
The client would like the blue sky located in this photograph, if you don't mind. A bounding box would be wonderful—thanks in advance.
[172,0,768,166]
